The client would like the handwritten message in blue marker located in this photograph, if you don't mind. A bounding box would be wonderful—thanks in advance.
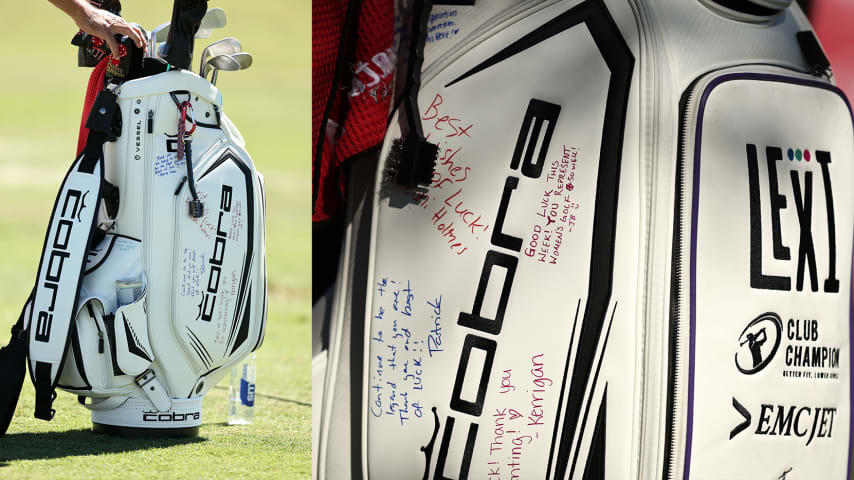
[154,151,185,177]
[369,276,444,427]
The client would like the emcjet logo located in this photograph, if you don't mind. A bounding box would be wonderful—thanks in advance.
[734,313,782,375]
[35,188,89,343]
[730,397,836,446]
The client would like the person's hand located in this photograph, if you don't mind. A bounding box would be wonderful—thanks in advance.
[72,3,147,59]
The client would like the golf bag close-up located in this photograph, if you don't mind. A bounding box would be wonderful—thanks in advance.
[0,1,267,437]
[314,0,854,478]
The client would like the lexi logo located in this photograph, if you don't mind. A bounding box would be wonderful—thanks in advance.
[734,312,782,375]
[746,144,839,293]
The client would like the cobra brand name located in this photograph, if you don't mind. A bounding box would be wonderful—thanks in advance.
[199,185,233,322]
[434,99,560,475]
[142,411,201,422]
[35,189,87,342]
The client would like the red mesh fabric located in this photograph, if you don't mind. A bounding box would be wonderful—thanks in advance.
[76,57,110,156]
[312,0,346,160]
[312,0,394,222]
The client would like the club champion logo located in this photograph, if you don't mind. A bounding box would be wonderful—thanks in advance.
[735,312,783,374]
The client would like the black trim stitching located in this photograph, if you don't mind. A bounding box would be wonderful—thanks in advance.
[186,327,213,368]
[229,290,252,355]
[84,233,142,275]
[122,312,152,363]
[662,74,699,480]
[569,303,617,478]
[546,299,582,478]
[56,323,93,392]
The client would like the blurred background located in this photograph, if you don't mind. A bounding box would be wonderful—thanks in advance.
[0,1,310,478]
[801,0,854,101]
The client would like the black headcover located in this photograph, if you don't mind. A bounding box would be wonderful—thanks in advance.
[0,296,32,436]
[161,0,209,70]
[71,0,124,68]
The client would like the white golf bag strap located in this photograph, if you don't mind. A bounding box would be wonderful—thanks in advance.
[80,396,128,411]
[136,370,173,412]
[27,90,117,421]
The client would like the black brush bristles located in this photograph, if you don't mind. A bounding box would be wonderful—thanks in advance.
[383,134,438,190]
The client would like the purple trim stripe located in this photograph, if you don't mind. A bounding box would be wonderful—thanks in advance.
[684,72,854,479]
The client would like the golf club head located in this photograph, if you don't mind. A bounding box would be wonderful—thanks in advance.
[153,22,172,42]
[230,52,253,71]
[150,8,225,61]
[148,21,171,57]
[196,8,227,39]
[207,54,241,85]
[200,38,242,78]
[208,54,241,72]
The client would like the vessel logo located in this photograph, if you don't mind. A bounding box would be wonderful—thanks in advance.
[735,312,782,375]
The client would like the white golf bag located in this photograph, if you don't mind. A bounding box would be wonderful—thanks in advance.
[314,0,854,478]
[24,69,266,435]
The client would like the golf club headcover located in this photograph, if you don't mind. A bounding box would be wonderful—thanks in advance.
[71,0,123,68]
[161,0,208,70]
[314,1,854,478]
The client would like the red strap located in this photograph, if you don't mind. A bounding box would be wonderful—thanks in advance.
[177,101,195,162]
[76,57,110,157]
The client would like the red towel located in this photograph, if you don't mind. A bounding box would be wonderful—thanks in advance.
[312,0,394,222]
[76,57,110,156]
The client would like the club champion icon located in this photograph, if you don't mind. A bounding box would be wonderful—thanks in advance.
[735,312,783,374]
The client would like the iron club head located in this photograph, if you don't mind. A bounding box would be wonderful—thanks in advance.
[148,22,171,57]
[149,8,226,59]
[200,38,242,78]
[196,8,227,39]
[207,54,241,85]
[230,52,253,71]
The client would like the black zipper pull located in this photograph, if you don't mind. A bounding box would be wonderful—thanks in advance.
[98,332,105,354]
[796,31,831,78]
[147,110,154,134]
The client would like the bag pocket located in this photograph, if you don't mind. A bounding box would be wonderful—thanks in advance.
[171,147,261,373]
[664,66,854,479]
[58,300,118,394]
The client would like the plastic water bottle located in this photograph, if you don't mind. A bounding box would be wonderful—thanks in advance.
[228,353,256,425]
[116,278,143,307]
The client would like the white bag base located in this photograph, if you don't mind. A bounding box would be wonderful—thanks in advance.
[91,396,203,436]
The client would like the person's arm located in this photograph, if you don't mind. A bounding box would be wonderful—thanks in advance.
[47,0,146,58]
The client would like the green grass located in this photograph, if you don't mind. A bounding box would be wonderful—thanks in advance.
[0,1,310,478]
